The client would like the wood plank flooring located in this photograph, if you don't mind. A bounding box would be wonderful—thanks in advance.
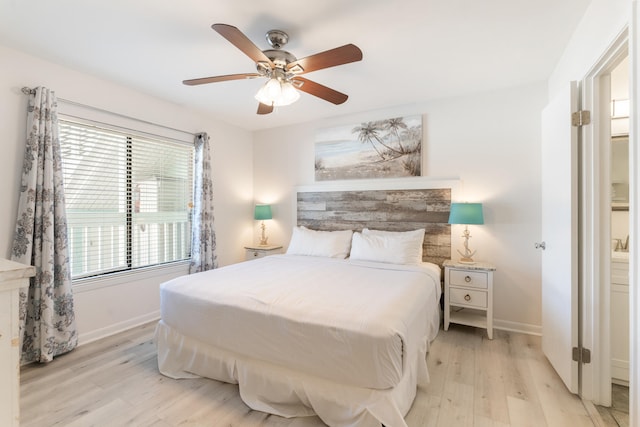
[596,384,629,427]
[20,322,598,426]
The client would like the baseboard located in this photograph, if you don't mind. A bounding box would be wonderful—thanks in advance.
[493,318,542,336]
[611,358,629,384]
[78,310,161,346]
[612,378,629,387]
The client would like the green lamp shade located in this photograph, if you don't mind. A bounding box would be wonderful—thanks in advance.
[254,204,272,220]
[448,203,484,225]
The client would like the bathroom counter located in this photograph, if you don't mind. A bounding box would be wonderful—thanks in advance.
[612,250,629,262]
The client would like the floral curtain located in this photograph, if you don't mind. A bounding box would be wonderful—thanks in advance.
[189,132,218,273]
[11,87,77,364]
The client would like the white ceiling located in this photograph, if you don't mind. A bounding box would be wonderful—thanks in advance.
[0,0,591,131]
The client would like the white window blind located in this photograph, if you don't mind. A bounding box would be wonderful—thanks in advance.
[59,118,194,279]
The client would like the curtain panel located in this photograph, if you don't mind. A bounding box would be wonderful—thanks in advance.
[11,87,77,363]
[189,132,218,273]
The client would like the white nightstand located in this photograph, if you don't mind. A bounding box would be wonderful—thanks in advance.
[0,259,35,427]
[443,260,496,339]
[244,245,283,261]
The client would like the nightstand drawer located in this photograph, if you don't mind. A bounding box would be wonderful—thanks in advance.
[247,250,264,260]
[244,245,283,261]
[449,269,488,289]
[449,287,487,309]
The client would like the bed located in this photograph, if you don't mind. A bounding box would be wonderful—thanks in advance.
[155,185,453,427]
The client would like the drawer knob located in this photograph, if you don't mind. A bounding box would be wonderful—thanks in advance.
[253,251,259,257]
[464,275,472,283]
[464,294,471,302]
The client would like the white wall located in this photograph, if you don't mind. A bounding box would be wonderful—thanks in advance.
[253,82,547,333]
[0,44,253,343]
[549,0,629,97]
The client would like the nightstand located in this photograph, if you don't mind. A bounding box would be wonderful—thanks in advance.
[0,259,35,427]
[443,260,496,339]
[244,245,283,261]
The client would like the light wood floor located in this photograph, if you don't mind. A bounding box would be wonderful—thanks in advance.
[20,322,598,426]
[596,384,629,427]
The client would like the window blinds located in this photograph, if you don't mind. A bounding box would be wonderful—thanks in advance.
[59,118,194,279]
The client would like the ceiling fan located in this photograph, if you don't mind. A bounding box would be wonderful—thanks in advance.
[183,24,363,115]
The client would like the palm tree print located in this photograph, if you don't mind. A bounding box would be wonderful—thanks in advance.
[315,115,421,181]
[352,122,386,159]
[352,121,407,161]
[383,117,409,152]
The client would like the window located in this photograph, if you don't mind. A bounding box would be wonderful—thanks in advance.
[59,117,194,279]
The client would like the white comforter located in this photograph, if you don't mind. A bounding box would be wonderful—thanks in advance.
[157,255,441,426]
[160,255,441,389]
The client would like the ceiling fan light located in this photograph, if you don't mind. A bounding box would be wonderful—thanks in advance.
[254,78,300,107]
[255,78,279,105]
[275,81,300,106]
[265,78,282,98]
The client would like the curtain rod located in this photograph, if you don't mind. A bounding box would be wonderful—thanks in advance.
[21,86,195,138]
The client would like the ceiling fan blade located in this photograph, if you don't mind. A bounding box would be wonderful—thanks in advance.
[183,73,261,86]
[287,44,362,74]
[257,102,274,115]
[292,77,348,105]
[212,23,274,67]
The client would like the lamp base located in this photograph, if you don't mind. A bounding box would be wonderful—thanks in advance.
[456,226,477,264]
[259,221,269,246]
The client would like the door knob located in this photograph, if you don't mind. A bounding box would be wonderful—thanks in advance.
[535,241,546,250]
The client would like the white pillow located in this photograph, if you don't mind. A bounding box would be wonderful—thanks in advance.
[351,228,425,265]
[286,226,353,259]
[362,228,425,240]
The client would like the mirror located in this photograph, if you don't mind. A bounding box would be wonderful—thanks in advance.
[611,135,629,211]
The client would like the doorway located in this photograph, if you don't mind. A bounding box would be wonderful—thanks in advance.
[596,54,631,424]
[578,28,630,410]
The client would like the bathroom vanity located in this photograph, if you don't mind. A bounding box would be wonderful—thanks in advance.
[611,250,629,384]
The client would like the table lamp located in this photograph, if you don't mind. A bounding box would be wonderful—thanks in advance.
[448,202,484,263]
[254,204,272,246]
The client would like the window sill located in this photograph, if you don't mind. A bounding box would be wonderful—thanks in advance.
[72,260,190,293]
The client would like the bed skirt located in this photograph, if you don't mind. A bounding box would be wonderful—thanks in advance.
[155,320,430,427]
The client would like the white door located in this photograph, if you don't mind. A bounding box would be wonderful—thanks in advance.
[541,82,580,393]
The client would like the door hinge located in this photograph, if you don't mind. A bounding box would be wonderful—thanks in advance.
[572,346,591,364]
[571,110,591,127]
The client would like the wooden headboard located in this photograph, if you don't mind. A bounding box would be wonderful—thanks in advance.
[295,180,455,266]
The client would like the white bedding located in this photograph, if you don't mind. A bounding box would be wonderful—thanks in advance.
[156,255,441,426]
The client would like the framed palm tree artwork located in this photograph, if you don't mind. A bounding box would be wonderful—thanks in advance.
[314,115,422,181]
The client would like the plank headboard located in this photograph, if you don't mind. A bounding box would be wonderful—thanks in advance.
[295,180,456,266]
